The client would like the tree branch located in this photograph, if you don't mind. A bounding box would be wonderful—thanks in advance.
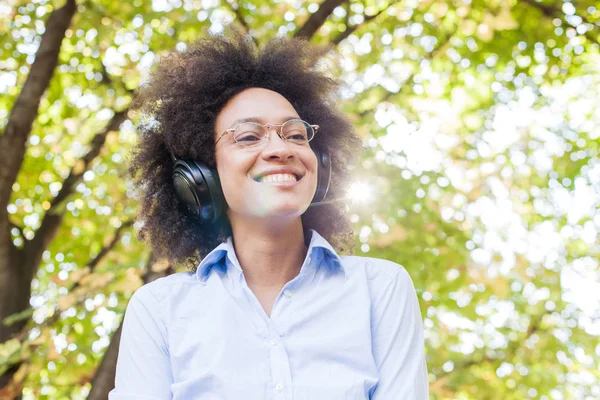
[11,219,135,343]
[521,0,599,46]
[100,62,113,86]
[343,2,350,27]
[22,109,128,277]
[224,1,250,34]
[77,219,134,282]
[224,0,258,47]
[100,62,134,95]
[294,0,349,40]
[0,0,77,213]
[332,1,400,46]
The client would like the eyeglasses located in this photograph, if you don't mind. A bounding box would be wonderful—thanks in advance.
[215,119,319,148]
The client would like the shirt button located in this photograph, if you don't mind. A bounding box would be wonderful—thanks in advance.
[270,338,278,347]
[275,383,284,392]
[283,290,292,299]
[307,256,312,263]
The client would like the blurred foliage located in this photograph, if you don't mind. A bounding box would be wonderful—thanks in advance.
[0,0,599,398]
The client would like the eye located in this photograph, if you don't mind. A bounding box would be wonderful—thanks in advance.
[288,133,307,141]
[235,132,262,142]
[283,121,311,142]
[234,123,264,142]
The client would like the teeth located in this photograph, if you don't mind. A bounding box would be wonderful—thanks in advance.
[259,173,297,183]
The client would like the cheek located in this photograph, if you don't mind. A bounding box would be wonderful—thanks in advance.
[304,151,319,176]
[216,151,255,179]
[215,153,256,198]
[303,152,319,189]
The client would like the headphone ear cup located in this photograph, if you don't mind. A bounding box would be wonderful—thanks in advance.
[172,159,225,223]
[312,147,331,204]
[195,161,225,222]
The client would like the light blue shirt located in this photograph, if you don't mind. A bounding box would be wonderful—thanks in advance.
[109,229,428,399]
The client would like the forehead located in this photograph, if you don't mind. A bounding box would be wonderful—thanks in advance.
[215,88,300,133]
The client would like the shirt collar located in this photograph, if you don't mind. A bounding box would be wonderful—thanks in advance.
[195,228,345,284]
[307,228,345,275]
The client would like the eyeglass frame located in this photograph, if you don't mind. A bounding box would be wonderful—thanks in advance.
[214,119,320,146]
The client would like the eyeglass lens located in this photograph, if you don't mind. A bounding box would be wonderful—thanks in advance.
[233,120,314,145]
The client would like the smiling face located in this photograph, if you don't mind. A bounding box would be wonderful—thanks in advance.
[213,88,318,226]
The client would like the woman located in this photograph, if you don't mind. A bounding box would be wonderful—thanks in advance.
[109,30,428,399]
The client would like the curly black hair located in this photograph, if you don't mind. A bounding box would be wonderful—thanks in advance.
[128,28,363,271]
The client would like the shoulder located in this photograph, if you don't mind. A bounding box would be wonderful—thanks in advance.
[131,271,197,305]
[339,255,417,296]
[340,255,409,281]
[339,256,421,324]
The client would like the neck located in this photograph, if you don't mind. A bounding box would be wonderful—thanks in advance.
[228,216,309,291]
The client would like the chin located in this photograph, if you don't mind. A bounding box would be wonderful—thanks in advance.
[265,206,306,218]
[258,201,311,219]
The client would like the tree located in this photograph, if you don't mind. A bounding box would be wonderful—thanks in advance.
[0,0,598,398]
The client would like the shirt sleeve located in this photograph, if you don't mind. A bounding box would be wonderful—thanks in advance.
[370,266,429,399]
[109,284,174,400]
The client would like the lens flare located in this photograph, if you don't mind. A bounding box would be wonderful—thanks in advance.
[348,182,373,204]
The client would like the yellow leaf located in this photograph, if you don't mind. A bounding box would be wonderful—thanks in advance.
[47,343,61,361]
[461,20,477,37]
[70,267,91,283]
[424,222,437,232]
[57,293,77,311]
[372,224,407,247]
[80,271,115,290]
[28,327,50,346]
[79,274,93,287]
[72,159,86,175]
[0,339,20,358]
[73,322,84,335]
[151,258,171,272]
[19,343,31,360]
[494,8,518,30]
[117,268,143,292]
[477,22,494,42]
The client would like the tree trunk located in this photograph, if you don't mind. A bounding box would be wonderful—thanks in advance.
[87,324,122,400]
[0,0,77,392]
[294,0,348,39]
[0,247,28,392]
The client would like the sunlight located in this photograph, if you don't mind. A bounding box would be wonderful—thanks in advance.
[348,182,373,204]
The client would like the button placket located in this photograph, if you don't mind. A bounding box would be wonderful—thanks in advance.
[269,342,293,399]
[267,336,287,397]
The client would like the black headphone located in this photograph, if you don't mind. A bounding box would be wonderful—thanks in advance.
[171,147,331,224]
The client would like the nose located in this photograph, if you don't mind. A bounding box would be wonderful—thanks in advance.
[261,129,294,160]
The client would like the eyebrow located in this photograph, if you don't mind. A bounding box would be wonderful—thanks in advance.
[228,115,300,129]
